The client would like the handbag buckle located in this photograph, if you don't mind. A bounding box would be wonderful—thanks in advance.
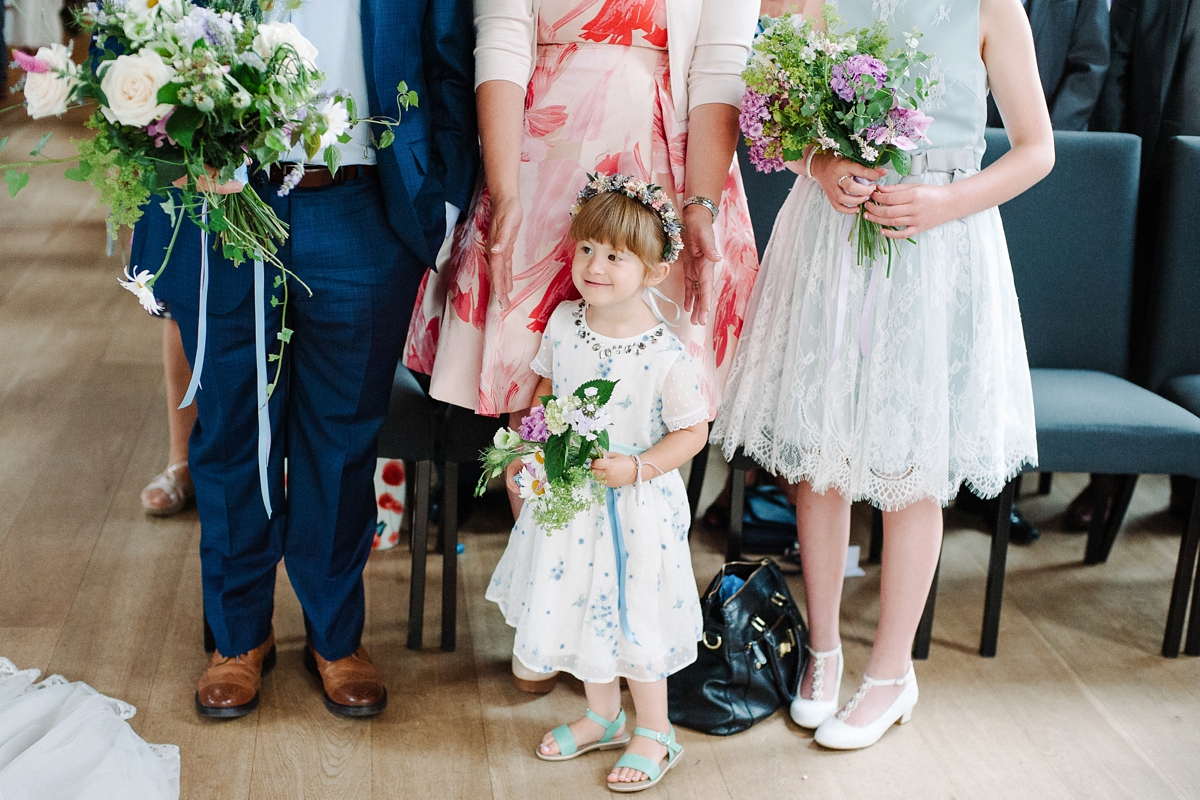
[778,641,792,656]
[702,631,722,650]
[750,616,766,632]
[770,592,787,607]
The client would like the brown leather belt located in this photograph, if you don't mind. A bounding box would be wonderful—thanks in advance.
[266,162,378,188]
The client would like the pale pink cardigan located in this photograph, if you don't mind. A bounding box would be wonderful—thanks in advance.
[473,0,759,122]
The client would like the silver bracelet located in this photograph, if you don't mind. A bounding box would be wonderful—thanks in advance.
[804,147,820,180]
[683,195,719,219]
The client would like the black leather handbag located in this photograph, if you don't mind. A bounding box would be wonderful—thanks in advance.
[667,559,807,735]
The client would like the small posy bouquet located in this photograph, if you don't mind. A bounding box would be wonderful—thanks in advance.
[740,7,935,270]
[3,0,415,304]
[476,380,619,531]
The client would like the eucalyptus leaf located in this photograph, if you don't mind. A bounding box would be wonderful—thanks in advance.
[29,132,52,157]
[378,130,395,149]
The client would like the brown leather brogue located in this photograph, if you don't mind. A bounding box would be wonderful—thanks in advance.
[303,644,387,717]
[195,633,276,718]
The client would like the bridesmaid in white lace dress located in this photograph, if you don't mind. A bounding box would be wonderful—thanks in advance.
[711,0,1054,749]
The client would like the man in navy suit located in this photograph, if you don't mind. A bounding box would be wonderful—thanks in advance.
[131,0,477,718]
[986,0,1110,131]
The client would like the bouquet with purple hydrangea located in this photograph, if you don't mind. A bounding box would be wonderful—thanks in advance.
[741,7,935,270]
[475,379,618,531]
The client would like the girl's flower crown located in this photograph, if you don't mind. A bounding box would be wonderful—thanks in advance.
[570,173,684,263]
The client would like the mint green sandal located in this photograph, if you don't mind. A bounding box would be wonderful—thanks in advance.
[607,725,684,793]
[536,708,630,762]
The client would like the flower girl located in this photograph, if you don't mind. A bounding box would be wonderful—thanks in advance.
[486,175,709,792]
[713,0,1054,750]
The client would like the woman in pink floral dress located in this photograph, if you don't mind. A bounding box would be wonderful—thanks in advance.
[405,0,760,422]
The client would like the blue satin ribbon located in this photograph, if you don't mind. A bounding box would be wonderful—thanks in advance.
[253,257,273,518]
[179,173,274,518]
[605,486,640,647]
[178,200,209,410]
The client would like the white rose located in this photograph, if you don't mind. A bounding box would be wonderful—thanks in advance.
[23,44,79,119]
[252,21,318,73]
[100,50,177,128]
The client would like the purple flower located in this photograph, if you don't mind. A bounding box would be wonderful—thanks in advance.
[146,109,176,148]
[518,405,550,443]
[747,141,785,173]
[886,105,934,151]
[830,54,889,102]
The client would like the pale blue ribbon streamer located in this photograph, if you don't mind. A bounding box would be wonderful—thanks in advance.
[179,199,209,409]
[253,257,273,518]
[643,286,681,327]
[605,486,640,647]
[179,165,274,517]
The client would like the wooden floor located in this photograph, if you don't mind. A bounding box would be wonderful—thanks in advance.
[3,113,1200,800]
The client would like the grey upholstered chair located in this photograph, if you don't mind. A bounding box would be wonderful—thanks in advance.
[1141,136,1200,656]
[956,129,1200,658]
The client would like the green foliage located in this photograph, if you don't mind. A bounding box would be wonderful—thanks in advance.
[5,170,30,198]
[29,133,52,157]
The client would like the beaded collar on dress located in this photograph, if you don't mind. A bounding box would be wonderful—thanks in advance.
[572,302,666,358]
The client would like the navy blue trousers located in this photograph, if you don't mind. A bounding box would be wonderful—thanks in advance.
[145,175,421,660]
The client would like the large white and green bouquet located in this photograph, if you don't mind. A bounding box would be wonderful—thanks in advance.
[3,0,415,304]
[740,7,935,269]
[476,380,618,531]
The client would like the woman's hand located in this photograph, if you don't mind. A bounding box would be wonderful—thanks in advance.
[486,192,522,310]
[591,454,638,488]
[864,183,957,238]
[173,165,243,195]
[681,203,722,326]
[796,152,885,215]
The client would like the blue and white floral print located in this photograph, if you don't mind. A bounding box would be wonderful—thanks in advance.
[486,300,707,683]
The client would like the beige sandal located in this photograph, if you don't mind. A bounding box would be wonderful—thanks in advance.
[141,462,194,517]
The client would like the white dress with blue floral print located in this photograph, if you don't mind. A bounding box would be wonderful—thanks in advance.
[486,299,709,683]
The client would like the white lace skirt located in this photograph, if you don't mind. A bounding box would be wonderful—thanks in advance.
[711,173,1037,510]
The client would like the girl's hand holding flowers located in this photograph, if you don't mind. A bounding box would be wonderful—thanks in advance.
[591,454,639,488]
[865,182,956,238]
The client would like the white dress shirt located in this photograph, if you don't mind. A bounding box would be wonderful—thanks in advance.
[285,0,376,167]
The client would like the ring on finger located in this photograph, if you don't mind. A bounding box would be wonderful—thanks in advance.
[837,175,850,188]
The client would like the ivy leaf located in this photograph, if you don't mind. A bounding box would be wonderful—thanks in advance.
[378,130,394,150]
[273,274,283,288]
[159,194,177,225]
[573,378,618,406]
[277,327,293,343]
[323,144,341,176]
[268,353,280,362]
[64,161,93,182]
[165,106,204,150]
[5,170,30,198]
[270,295,280,307]
[29,132,52,157]
[207,205,228,233]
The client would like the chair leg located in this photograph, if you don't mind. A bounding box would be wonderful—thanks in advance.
[726,451,747,562]
[868,507,884,565]
[203,611,216,653]
[1013,473,1024,498]
[1165,491,1200,657]
[441,462,459,653]
[1084,474,1118,565]
[1037,472,1053,496]
[1087,474,1138,565]
[686,443,710,521]
[980,480,1016,657]
[912,545,941,660]
[407,459,433,651]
